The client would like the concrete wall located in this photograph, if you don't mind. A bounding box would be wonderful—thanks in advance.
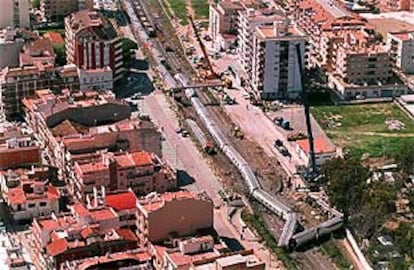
[146,198,213,243]
[0,40,24,69]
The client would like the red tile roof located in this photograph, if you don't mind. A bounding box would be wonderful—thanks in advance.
[43,32,64,44]
[105,191,137,211]
[72,202,90,217]
[297,137,335,154]
[47,238,68,257]
[116,228,137,241]
[114,151,153,168]
[90,208,117,221]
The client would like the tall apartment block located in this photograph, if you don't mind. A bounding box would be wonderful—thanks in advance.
[251,23,306,100]
[0,0,30,28]
[387,31,414,74]
[65,10,124,81]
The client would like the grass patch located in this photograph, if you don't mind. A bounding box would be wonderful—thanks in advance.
[320,241,352,269]
[241,210,297,270]
[166,0,188,25]
[191,0,209,19]
[312,103,414,157]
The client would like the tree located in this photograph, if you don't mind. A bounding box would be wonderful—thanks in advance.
[32,0,40,9]
[394,143,414,176]
[321,157,370,220]
[53,43,66,66]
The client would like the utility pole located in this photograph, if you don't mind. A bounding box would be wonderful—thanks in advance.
[296,43,317,174]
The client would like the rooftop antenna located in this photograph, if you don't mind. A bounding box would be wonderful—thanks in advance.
[296,43,317,175]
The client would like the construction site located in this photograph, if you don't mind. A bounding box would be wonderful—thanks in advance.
[121,0,365,269]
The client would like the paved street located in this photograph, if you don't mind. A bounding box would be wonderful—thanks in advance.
[140,91,280,268]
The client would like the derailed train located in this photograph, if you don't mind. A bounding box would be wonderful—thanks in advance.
[175,73,343,249]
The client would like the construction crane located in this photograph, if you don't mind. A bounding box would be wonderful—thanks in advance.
[296,43,317,175]
[188,15,217,80]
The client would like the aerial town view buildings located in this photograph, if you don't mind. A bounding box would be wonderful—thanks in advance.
[0,0,412,269]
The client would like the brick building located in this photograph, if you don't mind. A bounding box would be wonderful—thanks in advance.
[65,10,124,81]
[73,151,176,199]
[136,191,214,247]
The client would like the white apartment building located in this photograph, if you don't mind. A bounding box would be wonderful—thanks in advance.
[238,7,286,73]
[387,31,414,74]
[209,1,244,51]
[78,66,113,91]
[251,23,307,100]
[0,0,30,28]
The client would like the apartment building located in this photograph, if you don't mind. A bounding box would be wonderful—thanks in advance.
[251,23,306,100]
[387,31,414,74]
[41,0,80,21]
[136,191,213,247]
[0,63,80,119]
[3,178,60,221]
[73,150,176,199]
[238,7,286,73]
[294,0,408,100]
[32,207,139,269]
[22,89,161,185]
[65,10,124,81]
[0,0,30,28]
[209,1,244,51]
[0,29,28,69]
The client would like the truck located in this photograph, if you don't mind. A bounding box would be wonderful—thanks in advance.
[185,119,216,154]
[274,139,291,158]
[274,117,291,130]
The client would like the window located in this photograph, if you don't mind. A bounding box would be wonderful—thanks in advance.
[40,202,47,207]
[28,203,35,208]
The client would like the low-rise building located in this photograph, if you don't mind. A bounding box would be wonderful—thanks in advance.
[0,123,40,169]
[251,23,306,100]
[296,137,336,167]
[136,191,214,247]
[151,234,265,270]
[387,31,414,74]
[32,199,139,269]
[19,37,56,66]
[59,250,153,270]
[78,67,113,91]
[3,180,60,221]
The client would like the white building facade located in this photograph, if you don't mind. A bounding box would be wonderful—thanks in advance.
[251,23,306,100]
[78,66,113,91]
[387,31,414,74]
[0,0,30,28]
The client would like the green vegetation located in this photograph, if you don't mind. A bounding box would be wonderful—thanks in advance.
[322,158,397,238]
[32,0,40,9]
[53,43,66,66]
[311,103,414,157]
[165,0,188,25]
[191,0,209,19]
[320,241,351,269]
[241,210,297,270]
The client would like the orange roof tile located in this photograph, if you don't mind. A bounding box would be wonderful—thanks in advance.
[43,32,64,44]
[105,191,137,211]
[6,188,26,204]
[297,137,335,154]
[72,202,90,217]
[47,238,68,257]
[90,208,117,221]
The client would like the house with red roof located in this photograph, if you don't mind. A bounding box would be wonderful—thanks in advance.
[296,137,337,166]
[73,151,176,200]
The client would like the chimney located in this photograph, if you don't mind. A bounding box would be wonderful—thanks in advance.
[86,194,91,208]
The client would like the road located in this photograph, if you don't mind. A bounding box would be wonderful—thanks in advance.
[140,91,280,268]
